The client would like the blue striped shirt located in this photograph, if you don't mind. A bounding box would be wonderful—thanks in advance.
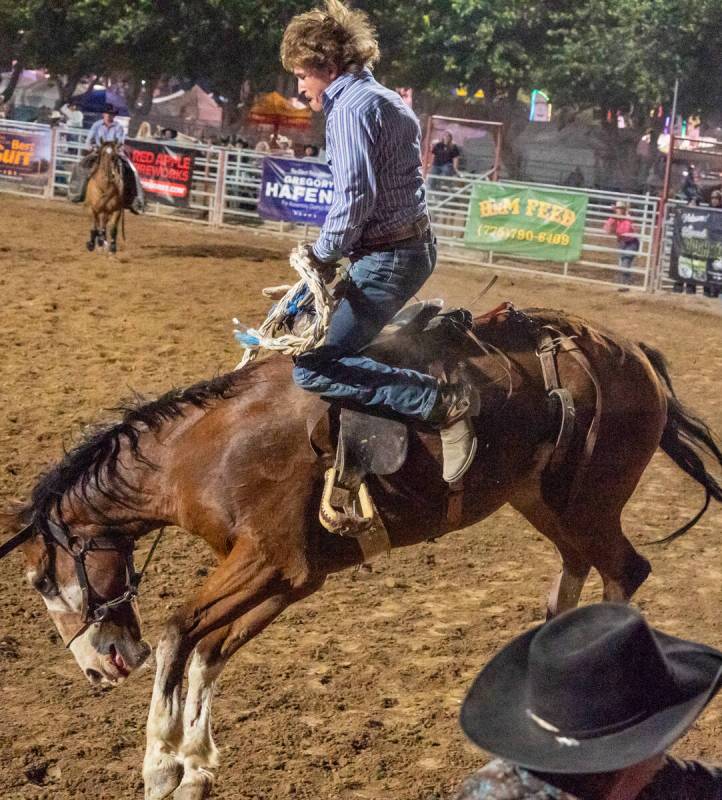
[86,120,125,148]
[312,69,427,262]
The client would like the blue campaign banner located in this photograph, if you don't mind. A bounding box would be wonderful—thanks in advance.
[257,156,334,225]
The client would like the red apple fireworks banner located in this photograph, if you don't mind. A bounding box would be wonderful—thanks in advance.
[126,139,195,207]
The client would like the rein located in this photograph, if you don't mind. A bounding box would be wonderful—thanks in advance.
[0,517,164,648]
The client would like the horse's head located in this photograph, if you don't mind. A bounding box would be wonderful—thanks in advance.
[1,509,151,687]
[98,141,119,163]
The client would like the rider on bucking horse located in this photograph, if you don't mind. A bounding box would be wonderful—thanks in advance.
[281,0,477,483]
[73,103,145,214]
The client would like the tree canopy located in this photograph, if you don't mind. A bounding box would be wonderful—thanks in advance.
[1,0,719,124]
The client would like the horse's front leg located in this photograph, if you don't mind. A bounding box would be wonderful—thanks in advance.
[109,209,121,253]
[172,593,297,800]
[87,210,99,252]
[144,625,187,799]
[143,538,297,799]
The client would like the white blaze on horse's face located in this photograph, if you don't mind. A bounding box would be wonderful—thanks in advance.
[22,538,151,687]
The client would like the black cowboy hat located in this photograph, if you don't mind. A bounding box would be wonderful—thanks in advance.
[460,603,722,774]
[103,103,117,115]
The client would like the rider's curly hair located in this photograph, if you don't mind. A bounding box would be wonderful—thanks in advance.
[281,0,380,75]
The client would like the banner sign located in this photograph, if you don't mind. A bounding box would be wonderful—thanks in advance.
[670,207,722,287]
[464,184,588,262]
[0,129,51,184]
[257,157,334,225]
[126,139,195,207]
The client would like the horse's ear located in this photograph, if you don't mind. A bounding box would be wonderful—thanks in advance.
[0,502,30,536]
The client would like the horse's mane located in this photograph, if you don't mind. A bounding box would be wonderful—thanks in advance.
[18,369,253,532]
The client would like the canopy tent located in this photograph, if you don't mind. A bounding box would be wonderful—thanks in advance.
[13,78,61,109]
[71,87,129,116]
[150,85,222,127]
[0,69,45,96]
[248,91,312,133]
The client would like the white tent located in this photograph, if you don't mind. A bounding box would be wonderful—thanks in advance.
[13,78,61,109]
[0,69,44,97]
[151,85,222,127]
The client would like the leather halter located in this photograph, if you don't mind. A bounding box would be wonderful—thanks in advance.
[0,517,163,648]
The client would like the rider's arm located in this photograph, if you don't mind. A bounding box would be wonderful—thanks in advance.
[85,121,99,149]
[311,105,378,263]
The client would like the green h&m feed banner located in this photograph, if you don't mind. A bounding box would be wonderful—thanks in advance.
[464,184,588,262]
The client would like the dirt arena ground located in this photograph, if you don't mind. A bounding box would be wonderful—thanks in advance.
[1,194,721,800]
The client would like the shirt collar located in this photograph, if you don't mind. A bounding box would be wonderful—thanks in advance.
[322,68,372,113]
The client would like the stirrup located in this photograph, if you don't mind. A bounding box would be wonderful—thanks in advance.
[319,467,376,538]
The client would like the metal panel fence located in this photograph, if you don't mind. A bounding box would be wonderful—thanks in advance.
[1,120,659,291]
[655,198,722,296]
[426,174,657,290]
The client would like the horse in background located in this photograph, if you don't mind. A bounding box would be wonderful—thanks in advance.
[86,141,124,254]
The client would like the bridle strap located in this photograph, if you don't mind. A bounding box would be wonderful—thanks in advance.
[0,522,35,559]
[63,525,165,649]
[3,515,166,647]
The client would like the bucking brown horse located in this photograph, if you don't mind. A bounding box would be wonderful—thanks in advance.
[86,141,124,253]
[2,306,721,800]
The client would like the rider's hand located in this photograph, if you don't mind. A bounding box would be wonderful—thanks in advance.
[304,244,338,283]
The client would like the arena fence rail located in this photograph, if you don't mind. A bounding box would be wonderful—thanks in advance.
[1,120,660,293]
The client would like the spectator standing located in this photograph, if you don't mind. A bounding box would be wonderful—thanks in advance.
[681,165,702,205]
[564,165,585,187]
[604,200,639,286]
[455,603,722,800]
[710,189,722,209]
[60,102,84,128]
[303,144,320,159]
[429,130,460,188]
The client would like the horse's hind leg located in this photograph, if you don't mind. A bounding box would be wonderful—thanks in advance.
[511,497,591,617]
[583,514,651,603]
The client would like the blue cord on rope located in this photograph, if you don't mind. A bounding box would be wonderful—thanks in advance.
[234,330,260,348]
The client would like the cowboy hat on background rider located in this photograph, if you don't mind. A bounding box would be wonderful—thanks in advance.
[74,103,144,214]
[281,0,477,483]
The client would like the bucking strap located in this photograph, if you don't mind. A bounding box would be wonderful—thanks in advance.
[537,328,576,470]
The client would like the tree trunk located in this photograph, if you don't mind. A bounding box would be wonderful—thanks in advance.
[2,60,23,104]
[54,71,82,109]
[488,91,526,180]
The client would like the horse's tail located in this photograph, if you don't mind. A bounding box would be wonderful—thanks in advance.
[639,341,722,543]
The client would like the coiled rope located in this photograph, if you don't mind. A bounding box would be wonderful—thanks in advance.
[233,244,336,370]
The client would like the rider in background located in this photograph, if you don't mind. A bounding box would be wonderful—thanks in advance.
[72,104,144,214]
[281,0,477,483]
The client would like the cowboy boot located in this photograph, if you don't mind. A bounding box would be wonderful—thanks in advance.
[428,382,478,483]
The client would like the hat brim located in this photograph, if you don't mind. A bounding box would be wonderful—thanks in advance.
[460,625,722,774]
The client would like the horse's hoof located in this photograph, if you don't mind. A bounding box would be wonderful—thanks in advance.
[110,243,117,254]
[86,241,95,252]
[173,773,214,800]
[144,760,184,800]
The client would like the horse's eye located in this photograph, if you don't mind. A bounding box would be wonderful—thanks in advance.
[33,575,58,597]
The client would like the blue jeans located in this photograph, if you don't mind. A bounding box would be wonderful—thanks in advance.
[618,239,639,284]
[293,236,439,421]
